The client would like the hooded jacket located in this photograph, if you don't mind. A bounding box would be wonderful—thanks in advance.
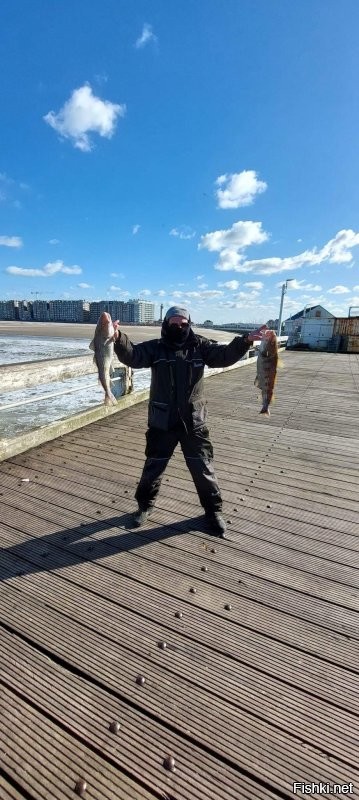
[114,320,251,431]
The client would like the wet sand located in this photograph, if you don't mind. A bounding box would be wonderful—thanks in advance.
[0,321,234,344]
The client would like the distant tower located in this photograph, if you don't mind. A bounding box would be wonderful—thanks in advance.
[160,303,164,322]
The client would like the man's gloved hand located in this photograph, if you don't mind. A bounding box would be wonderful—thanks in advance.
[246,325,268,343]
[112,320,120,342]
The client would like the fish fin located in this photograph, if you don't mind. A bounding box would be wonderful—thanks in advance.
[89,339,95,351]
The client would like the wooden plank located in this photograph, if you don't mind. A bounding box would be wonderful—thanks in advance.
[0,775,27,800]
[1,550,358,716]
[1,469,358,585]
[0,628,284,800]
[0,684,156,800]
[20,430,359,505]
[1,524,359,669]
[2,499,359,630]
[25,437,359,526]
[5,453,359,558]
[0,586,358,795]
[1,350,359,800]
[8,487,351,620]
[7,448,359,556]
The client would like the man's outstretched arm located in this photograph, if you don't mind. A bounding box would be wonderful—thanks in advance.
[113,326,155,369]
[200,327,266,368]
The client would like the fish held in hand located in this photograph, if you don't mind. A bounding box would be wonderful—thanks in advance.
[254,330,278,416]
[89,312,117,406]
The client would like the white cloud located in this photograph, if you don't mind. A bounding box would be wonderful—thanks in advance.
[44,84,126,152]
[215,249,249,272]
[234,290,260,300]
[353,285,359,291]
[199,220,268,254]
[181,290,224,299]
[322,229,359,263]
[77,282,92,289]
[328,285,350,294]
[198,283,208,289]
[231,229,359,276]
[0,235,23,248]
[216,170,267,209]
[244,281,264,290]
[6,260,82,277]
[49,239,60,245]
[276,279,322,291]
[110,285,123,291]
[139,289,151,296]
[170,226,196,240]
[196,274,204,280]
[166,289,224,301]
[218,280,240,290]
[132,224,141,235]
[135,23,157,49]
[153,289,166,296]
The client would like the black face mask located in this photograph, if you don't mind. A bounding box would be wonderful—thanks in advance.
[166,323,190,345]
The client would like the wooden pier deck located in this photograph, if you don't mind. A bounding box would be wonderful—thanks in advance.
[0,351,358,799]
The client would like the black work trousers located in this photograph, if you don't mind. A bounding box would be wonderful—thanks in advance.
[135,424,222,514]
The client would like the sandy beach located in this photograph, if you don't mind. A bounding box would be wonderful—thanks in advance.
[0,321,234,344]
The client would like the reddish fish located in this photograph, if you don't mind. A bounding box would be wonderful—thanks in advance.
[89,312,117,406]
[254,330,278,416]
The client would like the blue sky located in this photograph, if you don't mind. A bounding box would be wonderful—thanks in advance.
[1,0,359,323]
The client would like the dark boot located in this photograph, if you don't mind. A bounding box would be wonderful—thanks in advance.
[132,507,149,527]
[205,511,227,538]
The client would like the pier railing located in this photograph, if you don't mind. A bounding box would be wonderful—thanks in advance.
[0,354,138,461]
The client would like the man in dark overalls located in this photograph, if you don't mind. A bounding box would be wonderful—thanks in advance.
[114,306,260,537]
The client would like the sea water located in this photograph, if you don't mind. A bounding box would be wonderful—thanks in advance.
[0,335,152,439]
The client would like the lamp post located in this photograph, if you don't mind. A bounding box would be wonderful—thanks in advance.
[277,279,293,336]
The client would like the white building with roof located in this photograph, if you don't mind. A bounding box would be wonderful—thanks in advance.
[284,305,335,349]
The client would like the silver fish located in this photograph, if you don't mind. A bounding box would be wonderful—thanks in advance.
[254,330,278,416]
[89,312,117,406]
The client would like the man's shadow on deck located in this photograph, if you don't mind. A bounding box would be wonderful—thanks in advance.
[0,512,211,584]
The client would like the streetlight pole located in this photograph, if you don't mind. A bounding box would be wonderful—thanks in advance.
[277,279,293,336]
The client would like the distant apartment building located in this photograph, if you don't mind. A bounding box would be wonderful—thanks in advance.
[1,297,156,324]
[89,301,125,323]
[0,300,16,320]
[18,301,32,321]
[137,301,155,324]
[49,300,84,322]
[89,299,155,324]
[32,300,50,321]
